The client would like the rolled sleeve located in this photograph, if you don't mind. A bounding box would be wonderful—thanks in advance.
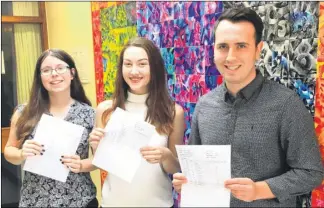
[265,93,324,202]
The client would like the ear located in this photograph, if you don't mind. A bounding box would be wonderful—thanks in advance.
[70,68,75,80]
[255,41,264,61]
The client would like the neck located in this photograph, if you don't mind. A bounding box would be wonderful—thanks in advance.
[48,90,73,109]
[226,70,257,96]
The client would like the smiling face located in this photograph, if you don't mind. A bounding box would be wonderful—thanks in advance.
[122,46,151,94]
[40,55,74,95]
[214,20,263,93]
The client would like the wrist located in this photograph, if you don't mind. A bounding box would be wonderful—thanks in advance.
[161,147,172,162]
[255,181,275,200]
[79,160,83,173]
[19,149,24,160]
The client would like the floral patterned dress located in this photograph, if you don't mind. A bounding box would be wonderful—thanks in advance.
[17,101,97,207]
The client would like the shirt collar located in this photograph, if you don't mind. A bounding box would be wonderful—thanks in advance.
[223,70,264,103]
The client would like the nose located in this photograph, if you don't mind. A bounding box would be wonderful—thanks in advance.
[225,48,237,63]
[129,66,139,75]
[51,69,59,76]
[52,69,58,76]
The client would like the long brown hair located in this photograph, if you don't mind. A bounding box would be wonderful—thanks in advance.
[102,37,175,135]
[15,49,91,142]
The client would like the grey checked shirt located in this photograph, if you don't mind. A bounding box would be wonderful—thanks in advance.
[189,70,324,207]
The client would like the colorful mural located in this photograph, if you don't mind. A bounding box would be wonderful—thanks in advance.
[91,1,324,206]
[313,2,324,207]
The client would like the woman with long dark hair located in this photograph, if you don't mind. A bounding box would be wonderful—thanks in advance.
[89,37,185,207]
[4,49,98,207]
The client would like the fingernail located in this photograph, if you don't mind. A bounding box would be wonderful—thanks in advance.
[60,159,62,161]
[42,149,45,152]
[61,162,64,164]
[40,153,43,155]
[61,155,64,158]
[41,144,44,147]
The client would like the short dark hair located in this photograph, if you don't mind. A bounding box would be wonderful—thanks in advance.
[214,7,264,45]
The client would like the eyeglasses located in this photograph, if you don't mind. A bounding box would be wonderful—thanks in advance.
[40,66,70,76]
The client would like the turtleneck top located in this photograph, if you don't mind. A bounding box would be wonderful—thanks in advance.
[101,91,173,207]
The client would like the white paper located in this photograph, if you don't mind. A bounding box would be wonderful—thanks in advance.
[176,145,231,207]
[92,107,155,183]
[23,114,85,183]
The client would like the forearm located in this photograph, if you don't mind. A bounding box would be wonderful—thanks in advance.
[265,169,323,202]
[161,151,180,174]
[80,158,98,172]
[4,146,24,165]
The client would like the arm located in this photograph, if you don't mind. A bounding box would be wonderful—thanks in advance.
[4,110,25,165]
[4,110,43,165]
[160,103,185,174]
[87,100,113,171]
[89,100,112,154]
[264,93,324,202]
[226,94,323,202]
[83,108,99,172]
[61,156,98,173]
[63,103,109,173]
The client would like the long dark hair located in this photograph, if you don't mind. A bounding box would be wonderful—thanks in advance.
[102,37,175,135]
[16,49,91,141]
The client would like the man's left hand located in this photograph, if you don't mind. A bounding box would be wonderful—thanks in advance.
[224,178,257,202]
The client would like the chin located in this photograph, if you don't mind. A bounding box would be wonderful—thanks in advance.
[49,87,69,93]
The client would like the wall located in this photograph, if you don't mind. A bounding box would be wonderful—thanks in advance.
[45,2,101,204]
[45,2,97,107]
[91,2,323,207]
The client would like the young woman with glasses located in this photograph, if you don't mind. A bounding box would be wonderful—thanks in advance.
[4,49,98,207]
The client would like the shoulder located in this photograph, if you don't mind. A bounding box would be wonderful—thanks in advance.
[75,101,95,116]
[264,79,296,97]
[11,103,28,123]
[195,86,223,108]
[174,103,184,115]
[262,80,299,104]
[96,100,114,116]
[16,103,27,113]
[174,103,184,119]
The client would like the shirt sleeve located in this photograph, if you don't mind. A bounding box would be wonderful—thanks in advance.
[188,101,202,145]
[265,93,324,202]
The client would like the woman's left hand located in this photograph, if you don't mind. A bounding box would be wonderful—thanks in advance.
[140,146,170,164]
[61,154,82,173]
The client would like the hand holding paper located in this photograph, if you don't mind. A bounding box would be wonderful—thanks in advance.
[23,114,85,183]
[224,178,257,202]
[172,172,188,192]
[89,127,106,153]
[61,154,82,173]
[140,146,169,164]
[176,145,231,207]
[92,107,155,183]
[21,140,44,159]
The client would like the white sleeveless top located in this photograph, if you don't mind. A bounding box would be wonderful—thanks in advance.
[101,91,173,207]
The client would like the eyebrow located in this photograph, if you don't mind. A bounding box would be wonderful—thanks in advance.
[124,58,148,62]
[216,42,249,46]
[41,64,66,69]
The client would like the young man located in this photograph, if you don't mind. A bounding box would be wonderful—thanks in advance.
[172,7,323,207]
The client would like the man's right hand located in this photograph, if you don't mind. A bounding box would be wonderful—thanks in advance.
[89,128,105,153]
[172,172,188,193]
